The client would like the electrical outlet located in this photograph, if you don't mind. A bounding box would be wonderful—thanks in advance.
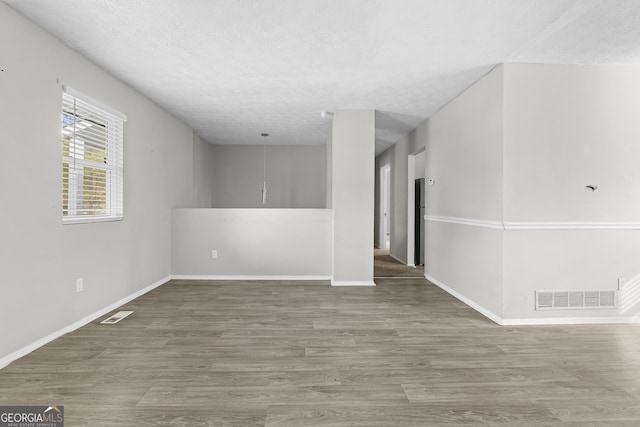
[618,277,627,291]
[76,278,84,293]
[211,250,218,259]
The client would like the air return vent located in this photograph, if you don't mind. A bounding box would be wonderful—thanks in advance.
[535,291,616,310]
[100,310,134,324]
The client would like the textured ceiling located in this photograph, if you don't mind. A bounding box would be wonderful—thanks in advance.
[4,0,640,154]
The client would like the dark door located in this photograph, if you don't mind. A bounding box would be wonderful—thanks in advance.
[414,178,425,266]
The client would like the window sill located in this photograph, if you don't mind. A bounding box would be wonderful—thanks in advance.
[63,216,123,225]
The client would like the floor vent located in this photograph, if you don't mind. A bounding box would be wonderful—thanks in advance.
[100,310,134,324]
[536,290,616,310]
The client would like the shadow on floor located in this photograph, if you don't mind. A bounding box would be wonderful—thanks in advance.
[374,247,424,278]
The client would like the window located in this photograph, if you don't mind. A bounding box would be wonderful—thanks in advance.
[62,87,125,223]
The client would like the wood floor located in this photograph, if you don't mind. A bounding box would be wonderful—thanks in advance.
[2,261,640,426]
[374,248,424,278]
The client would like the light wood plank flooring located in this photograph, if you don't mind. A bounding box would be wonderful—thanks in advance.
[2,266,640,425]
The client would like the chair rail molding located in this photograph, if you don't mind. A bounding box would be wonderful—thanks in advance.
[425,216,640,231]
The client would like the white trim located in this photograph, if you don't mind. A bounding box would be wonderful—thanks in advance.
[171,275,331,281]
[425,216,640,231]
[0,275,170,370]
[500,316,640,326]
[62,85,127,121]
[331,280,376,287]
[503,221,640,231]
[424,216,504,230]
[425,274,503,324]
[63,216,124,225]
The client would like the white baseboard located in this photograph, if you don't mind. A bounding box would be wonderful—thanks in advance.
[171,275,332,281]
[0,275,171,370]
[425,274,503,325]
[500,316,640,326]
[331,280,376,287]
[425,273,640,326]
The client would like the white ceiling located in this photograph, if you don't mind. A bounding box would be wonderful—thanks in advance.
[5,0,640,154]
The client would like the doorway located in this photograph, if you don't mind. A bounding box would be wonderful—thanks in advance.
[380,164,391,251]
[407,149,426,267]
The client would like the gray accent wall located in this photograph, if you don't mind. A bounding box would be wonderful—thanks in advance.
[193,133,215,208]
[211,144,326,208]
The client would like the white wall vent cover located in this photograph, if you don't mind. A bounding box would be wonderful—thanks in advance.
[100,310,134,324]
[535,291,617,310]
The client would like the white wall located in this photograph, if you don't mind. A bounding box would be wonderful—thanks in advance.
[193,134,215,208]
[504,64,640,223]
[332,110,375,285]
[172,209,332,278]
[376,66,504,311]
[391,137,410,261]
[425,65,505,317]
[326,135,333,209]
[503,230,640,320]
[414,151,426,180]
[211,144,326,208]
[502,63,640,321]
[379,62,640,323]
[0,4,196,362]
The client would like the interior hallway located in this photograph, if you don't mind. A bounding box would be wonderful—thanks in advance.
[374,246,424,279]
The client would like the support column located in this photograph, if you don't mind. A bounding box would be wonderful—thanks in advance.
[331,110,375,286]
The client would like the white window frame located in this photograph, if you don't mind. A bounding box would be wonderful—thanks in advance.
[62,86,126,224]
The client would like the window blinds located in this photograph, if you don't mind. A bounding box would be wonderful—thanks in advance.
[62,87,125,223]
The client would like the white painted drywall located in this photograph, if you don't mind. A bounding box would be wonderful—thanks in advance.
[426,221,504,316]
[193,133,214,208]
[326,135,333,209]
[424,65,505,317]
[427,66,504,222]
[503,230,640,320]
[504,64,640,223]
[332,110,375,285]
[502,63,640,320]
[391,137,410,261]
[211,144,326,208]
[171,209,332,277]
[374,63,640,323]
[0,4,195,361]
[414,151,426,179]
